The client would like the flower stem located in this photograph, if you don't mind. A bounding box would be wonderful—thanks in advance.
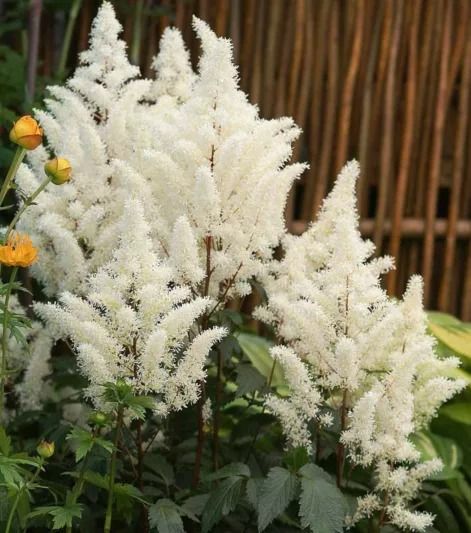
[104,406,123,533]
[5,458,43,533]
[5,176,51,242]
[0,147,26,208]
[0,267,18,420]
[56,0,82,80]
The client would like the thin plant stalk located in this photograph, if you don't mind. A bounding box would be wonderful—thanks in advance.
[0,267,18,420]
[5,176,51,242]
[0,147,26,210]
[57,0,82,80]
[130,0,144,66]
[104,406,124,533]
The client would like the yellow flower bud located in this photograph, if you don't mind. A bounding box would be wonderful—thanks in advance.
[44,157,72,185]
[9,115,43,150]
[36,440,55,459]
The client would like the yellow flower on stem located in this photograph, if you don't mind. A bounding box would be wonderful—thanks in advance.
[0,232,38,267]
[44,157,72,185]
[9,115,43,150]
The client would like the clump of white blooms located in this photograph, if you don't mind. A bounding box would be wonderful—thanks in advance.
[17,2,303,309]
[256,160,464,531]
[8,4,462,531]
[36,201,226,413]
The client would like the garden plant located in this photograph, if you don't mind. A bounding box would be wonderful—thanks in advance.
[0,3,470,532]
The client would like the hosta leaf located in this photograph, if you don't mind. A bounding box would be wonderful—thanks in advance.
[440,403,471,425]
[411,431,462,480]
[298,464,347,533]
[149,498,184,533]
[257,467,299,531]
[201,476,245,532]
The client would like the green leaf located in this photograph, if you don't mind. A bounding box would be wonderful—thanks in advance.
[298,464,347,533]
[181,494,209,519]
[29,504,82,530]
[149,499,184,533]
[236,333,285,387]
[66,427,95,462]
[204,462,250,482]
[236,364,266,397]
[257,467,299,531]
[427,316,471,359]
[144,455,175,487]
[411,431,462,480]
[201,476,245,533]
[440,403,471,425]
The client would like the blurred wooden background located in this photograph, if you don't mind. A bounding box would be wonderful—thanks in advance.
[6,0,471,318]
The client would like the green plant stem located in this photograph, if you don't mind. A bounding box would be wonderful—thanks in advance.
[5,176,51,242]
[130,0,144,65]
[104,406,124,533]
[57,0,82,79]
[65,430,98,533]
[244,358,277,463]
[0,147,26,208]
[5,458,43,533]
[0,267,18,420]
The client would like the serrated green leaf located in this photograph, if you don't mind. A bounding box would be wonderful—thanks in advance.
[66,427,94,462]
[201,476,245,532]
[181,494,209,518]
[236,364,266,397]
[299,463,347,533]
[204,462,250,482]
[144,454,175,487]
[257,467,299,531]
[246,478,263,509]
[149,499,184,533]
[29,504,82,530]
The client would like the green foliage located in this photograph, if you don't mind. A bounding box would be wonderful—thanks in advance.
[257,467,299,531]
[298,464,348,533]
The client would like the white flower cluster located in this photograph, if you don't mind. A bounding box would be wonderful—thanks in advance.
[35,201,226,414]
[256,161,464,531]
[17,2,302,305]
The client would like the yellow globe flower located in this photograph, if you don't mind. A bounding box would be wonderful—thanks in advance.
[44,157,72,185]
[36,440,55,459]
[0,232,38,267]
[9,115,43,150]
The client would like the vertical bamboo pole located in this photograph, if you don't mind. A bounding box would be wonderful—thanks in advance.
[373,0,403,252]
[438,21,471,310]
[422,0,452,306]
[387,0,420,294]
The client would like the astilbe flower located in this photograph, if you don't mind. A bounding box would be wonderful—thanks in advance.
[256,160,464,531]
[133,17,305,301]
[35,200,226,413]
[15,2,193,298]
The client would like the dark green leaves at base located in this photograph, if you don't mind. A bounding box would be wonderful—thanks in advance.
[257,467,299,531]
[298,464,348,533]
[201,476,245,532]
[149,499,184,533]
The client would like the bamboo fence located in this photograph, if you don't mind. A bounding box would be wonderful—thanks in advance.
[12,0,471,318]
